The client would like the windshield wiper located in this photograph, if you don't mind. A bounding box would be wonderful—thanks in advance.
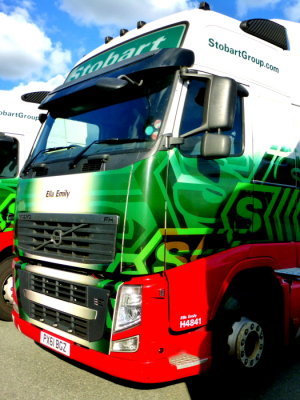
[23,145,79,174]
[44,145,80,152]
[70,138,148,169]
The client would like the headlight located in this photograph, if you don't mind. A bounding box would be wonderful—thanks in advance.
[113,285,142,332]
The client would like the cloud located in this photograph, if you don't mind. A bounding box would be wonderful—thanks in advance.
[8,75,65,97]
[58,0,198,29]
[236,0,281,17]
[0,5,71,82]
[284,1,300,21]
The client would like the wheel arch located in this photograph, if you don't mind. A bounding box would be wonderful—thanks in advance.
[211,260,285,323]
[211,264,286,343]
[0,246,14,264]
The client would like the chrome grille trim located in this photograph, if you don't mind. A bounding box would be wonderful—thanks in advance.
[26,264,101,286]
[22,252,101,269]
[24,290,97,320]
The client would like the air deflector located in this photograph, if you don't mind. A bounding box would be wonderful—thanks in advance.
[240,19,288,50]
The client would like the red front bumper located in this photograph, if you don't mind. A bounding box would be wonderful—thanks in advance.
[13,311,211,383]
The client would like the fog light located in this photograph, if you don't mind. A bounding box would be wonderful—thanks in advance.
[110,335,139,353]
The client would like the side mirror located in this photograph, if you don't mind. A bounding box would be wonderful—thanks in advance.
[181,75,248,137]
[204,76,237,131]
[201,133,231,159]
[0,133,15,143]
[96,77,129,90]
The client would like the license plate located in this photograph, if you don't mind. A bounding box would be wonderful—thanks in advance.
[40,331,71,356]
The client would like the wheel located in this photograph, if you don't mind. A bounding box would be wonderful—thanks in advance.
[227,317,265,368]
[213,298,268,370]
[0,257,14,321]
[213,275,283,371]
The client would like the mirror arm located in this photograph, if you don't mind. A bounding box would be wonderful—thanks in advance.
[180,123,209,138]
[118,75,143,87]
[160,134,184,150]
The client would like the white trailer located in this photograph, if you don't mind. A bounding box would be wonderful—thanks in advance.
[0,91,42,320]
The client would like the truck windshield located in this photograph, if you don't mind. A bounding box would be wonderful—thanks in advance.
[24,71,175,175]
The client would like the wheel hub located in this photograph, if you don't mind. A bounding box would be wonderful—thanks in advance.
[3,275,13,304]
[228,317,264,368]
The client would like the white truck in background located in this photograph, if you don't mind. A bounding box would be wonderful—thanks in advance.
[0,91,42,320]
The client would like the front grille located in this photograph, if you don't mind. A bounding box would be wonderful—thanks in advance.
[17,213,119,265]
[18,269,110,342]
[31,273,87,306]
[31,303,89,339]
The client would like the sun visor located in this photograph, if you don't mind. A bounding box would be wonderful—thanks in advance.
[39,48,195,111]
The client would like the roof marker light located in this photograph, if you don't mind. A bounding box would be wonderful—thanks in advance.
[199,2,210,10]
[105,36,113,44]
[120,29,129,36]
[137,21,146,29]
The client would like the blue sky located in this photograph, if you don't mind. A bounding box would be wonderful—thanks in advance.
[0,0,299,94]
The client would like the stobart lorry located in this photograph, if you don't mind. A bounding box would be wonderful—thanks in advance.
[0,91,41,321]
[12,2,300,382]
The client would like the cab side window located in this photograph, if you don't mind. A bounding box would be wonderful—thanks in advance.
[0,138,18,178]
[179,78,243,157]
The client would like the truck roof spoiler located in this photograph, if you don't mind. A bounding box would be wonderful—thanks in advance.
[240,18,288,50]
[21,91,50,104]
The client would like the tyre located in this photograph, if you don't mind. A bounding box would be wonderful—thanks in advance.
[213,273,283,371]
[0,257,14,321]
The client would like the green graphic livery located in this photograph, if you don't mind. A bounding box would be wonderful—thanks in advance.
[0,179,17,232]
[16,146,300,276]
